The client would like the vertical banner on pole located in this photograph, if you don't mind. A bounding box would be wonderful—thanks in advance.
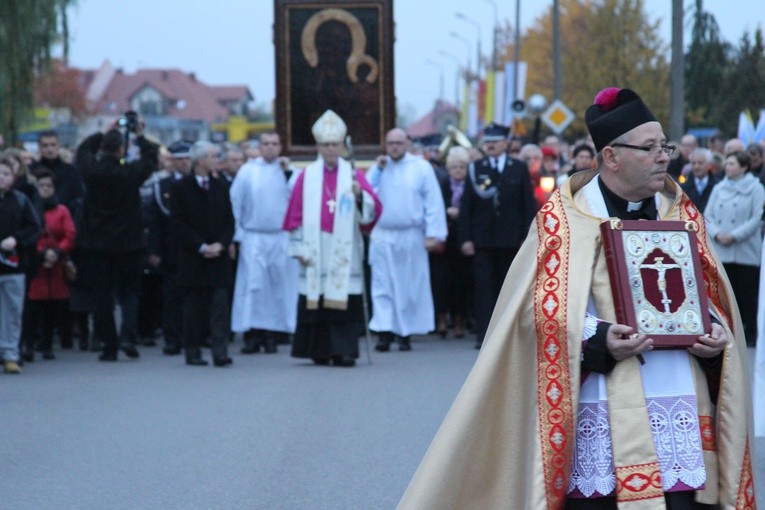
[504,61,527,120]
[754,109,765,143]
[493,71,505,125]
[478,79,488,131]
[484,71,496,125]
[460,82,470,132]
[467,80,479,137]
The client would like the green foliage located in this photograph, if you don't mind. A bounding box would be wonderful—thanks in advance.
[714,29,765,136]
[0,0,74,143]
[685,1,765,137]
[513,0,669,139]
[685,0,730,117]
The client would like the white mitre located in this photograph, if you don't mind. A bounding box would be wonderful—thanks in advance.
[311,110,347,143]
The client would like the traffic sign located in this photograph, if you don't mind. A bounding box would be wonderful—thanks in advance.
[541,99,575,135]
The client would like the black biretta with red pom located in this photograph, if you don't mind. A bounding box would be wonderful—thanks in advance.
[585,87,657,153]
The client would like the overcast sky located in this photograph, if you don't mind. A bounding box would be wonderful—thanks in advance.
[64,1,764,121]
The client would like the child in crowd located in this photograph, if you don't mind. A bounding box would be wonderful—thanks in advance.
[0,158,41,374]
[24,171,76,361]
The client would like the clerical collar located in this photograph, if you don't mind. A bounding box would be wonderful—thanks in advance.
[597,176,657,220]
[324,164,338,172]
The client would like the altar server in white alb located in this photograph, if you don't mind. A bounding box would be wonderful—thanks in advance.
[229,131,299,354]
[367,128,447,352]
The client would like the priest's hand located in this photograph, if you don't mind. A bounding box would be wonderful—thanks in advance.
[689,323,728,358]
[461,241,475,256]
[295,255,312,267]
[375,155,387,169]
[279,157,291,171]
[606,324,653,361]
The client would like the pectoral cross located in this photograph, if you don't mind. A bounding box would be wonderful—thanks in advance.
[640,256,681,314]
[327,198,337,214]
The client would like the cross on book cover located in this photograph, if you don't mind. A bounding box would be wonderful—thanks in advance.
[599,219,712,348]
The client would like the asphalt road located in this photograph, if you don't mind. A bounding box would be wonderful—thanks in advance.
[1,336,763,509]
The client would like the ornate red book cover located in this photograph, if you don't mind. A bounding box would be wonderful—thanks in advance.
[599,219,711,348]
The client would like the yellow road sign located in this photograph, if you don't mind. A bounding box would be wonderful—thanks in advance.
[541,100,575,135]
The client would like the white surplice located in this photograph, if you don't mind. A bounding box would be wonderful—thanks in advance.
[366,153,447,336]
[229,157,299,333]
[568,177,706,497]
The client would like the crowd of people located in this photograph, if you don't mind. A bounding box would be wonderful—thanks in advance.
[1,87,762,507]
[2,109,765,375]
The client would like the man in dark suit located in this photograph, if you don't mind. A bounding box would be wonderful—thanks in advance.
[458,123,537,348]
[667,133,697,181]
[146,141,192,355]
[31,130,83,217]
[171,141,235,367]
[681,148,717,213]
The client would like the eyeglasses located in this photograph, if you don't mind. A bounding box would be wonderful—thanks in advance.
[611,143,676,158]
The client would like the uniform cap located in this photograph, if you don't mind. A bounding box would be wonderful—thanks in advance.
[482,122,510,142]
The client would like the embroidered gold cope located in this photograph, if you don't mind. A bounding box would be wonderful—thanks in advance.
[397,170,756,510]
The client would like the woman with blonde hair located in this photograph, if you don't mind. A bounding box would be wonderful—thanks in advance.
[432,146,473,338]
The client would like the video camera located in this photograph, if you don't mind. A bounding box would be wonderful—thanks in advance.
[117,110,139,133]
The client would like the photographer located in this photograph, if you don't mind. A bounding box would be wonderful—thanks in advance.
[75,113,159,362]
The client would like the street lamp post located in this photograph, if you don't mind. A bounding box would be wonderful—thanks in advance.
[439,50,462,107]
[528,93,548,145]
[552,0,561,100]
[456,12,482,78]
[513,0,521,100]
[425,59,445,100]
[479,0,499,70]
[449,31,473,80]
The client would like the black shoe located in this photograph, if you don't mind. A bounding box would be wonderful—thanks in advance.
[312,357,331,366]
[240,344,260,354]
[375,332,393,352]
[42,351,55,360]
[98,352,117,362]
[186,358,208,366]
[141,338,157,347]
[399,337,412,351]
[120,345,140,359]
[474,341,482,350]
[21,352,34,363]
[213,356,233,367]
[332,356,356,367]
[263,337,277,354]
[163,346,182,355]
